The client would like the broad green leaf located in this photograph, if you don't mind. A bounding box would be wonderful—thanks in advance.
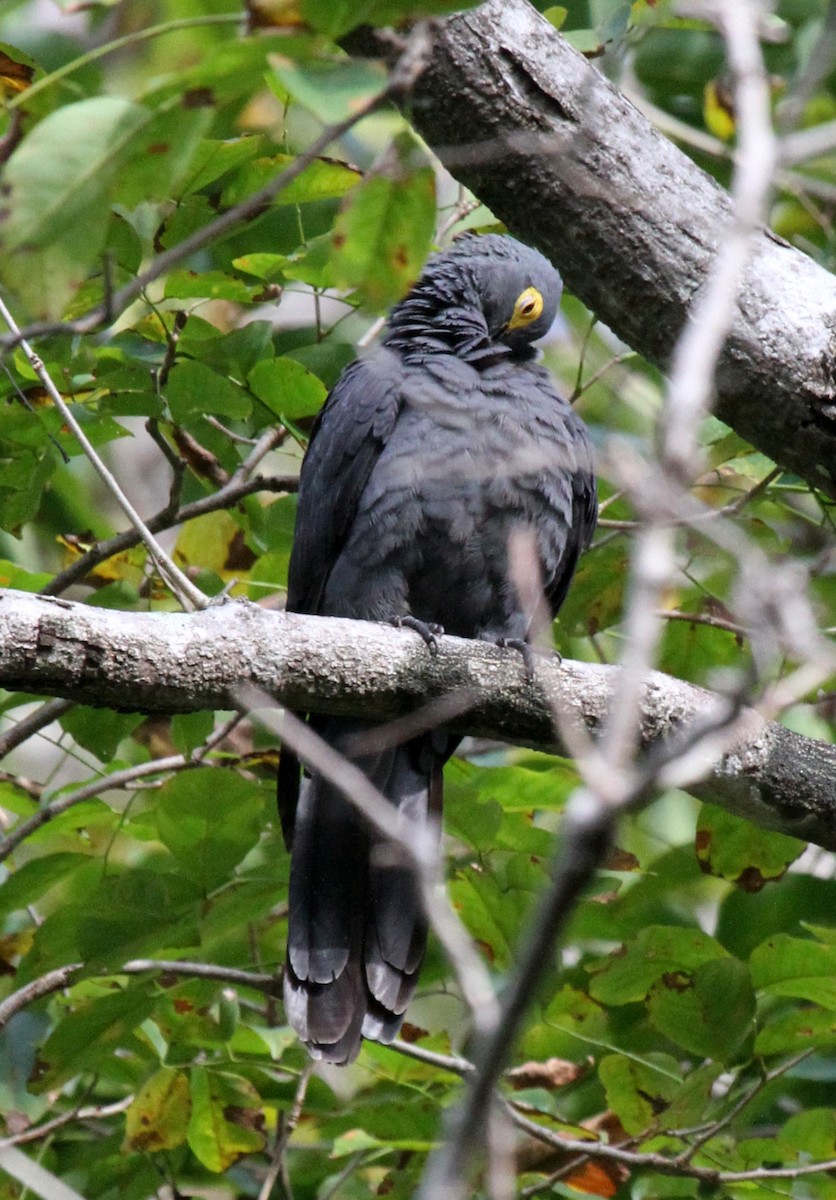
[220,153,361,208]
[155,769,265,892]
[166,360,252,422]
[756,1007,836,1056]
[0,778,38,817]
[0,853,91,918]
[249,356,327,420]
[173,510,252,587]
[60,705,145,761]
[187,1067,265,1173]
[111,100,213,207]
[75,868,202,965]
[270,56,387,123]
[0,97,148,317]
[330,132,436,310]
[182,134,272,195]
[647,957,755,1062]
[543,6,569,28]
[662,1062,725,1131]
[164,269,257,303]
[232,252,286,281]
[750,934,836,1008]
[123,1068,191,1153]
[695,805,804,888]
[300,0,479,39]
[588,926,727,1004]
[29,985,155,1092]
[171,712,216,757]
[598,1053,682,1135]
[556,540,627,636]
[779,1109,836,1159]
[0,558,52,591]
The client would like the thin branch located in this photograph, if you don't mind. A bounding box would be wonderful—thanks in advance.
[5,14,244,113]
[0,957,278,1031]
[0,697,73,757]
[0,712,243,864]
[0,1098,133,1150]
[0,297,207,611]
[256,1063,313,1200]
[41,470,296,598]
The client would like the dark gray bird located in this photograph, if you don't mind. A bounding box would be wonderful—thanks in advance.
[280,233,597,1063]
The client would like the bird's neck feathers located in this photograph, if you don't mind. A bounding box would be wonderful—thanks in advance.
[382,268,534,367]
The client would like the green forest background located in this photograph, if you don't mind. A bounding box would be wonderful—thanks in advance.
[0,0,835,1197]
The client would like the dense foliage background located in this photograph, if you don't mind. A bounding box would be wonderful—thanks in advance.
[0,0,835,1197]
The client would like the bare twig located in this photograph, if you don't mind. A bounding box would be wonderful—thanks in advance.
[0,697,73,757]
[0,712,243,864]
[256,1063,313,1200]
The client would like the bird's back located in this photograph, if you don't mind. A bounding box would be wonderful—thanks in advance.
[319,349,596,640]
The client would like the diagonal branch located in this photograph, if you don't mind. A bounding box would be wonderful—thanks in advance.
[355,0,836,499]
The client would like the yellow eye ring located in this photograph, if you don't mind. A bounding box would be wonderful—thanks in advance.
[507,286,544,331]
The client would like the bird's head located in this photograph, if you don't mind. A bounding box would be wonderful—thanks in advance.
[384,234,563,362]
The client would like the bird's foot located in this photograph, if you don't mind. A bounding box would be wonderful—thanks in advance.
[489,637,559,683]
[392,615,444,656]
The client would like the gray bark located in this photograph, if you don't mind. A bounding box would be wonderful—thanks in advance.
[1,587,834,850]
[387,0,836,498]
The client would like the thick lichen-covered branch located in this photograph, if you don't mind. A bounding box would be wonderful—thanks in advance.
[0,587,833,849]
[364,0,836,497]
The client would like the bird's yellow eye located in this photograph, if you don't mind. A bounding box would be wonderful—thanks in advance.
[508,286,544,331]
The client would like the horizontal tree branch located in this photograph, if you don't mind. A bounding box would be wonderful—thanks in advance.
[374,0,836,498]
[0,587,833,849]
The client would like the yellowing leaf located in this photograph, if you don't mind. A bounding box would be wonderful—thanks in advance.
[124,1069,190,1154]
[187,1067,265,1173]
[173,510,253,588]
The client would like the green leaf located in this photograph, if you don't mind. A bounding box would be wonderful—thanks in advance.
[166,360,252,422]
[598,1053,682,1135]
[543,6,569,29]
[155,769,265,892]
[750,934,836,1008]
[248,356,327,420]
[123,1068,191,1153]
[0,97,148,318]
[647,957,756,1062]
[164,269,257,303]
[330,132,436,310]
[60,705,145,761]
[588,926,727,1005]
[111,100,214,207]
[171,712,216,757]
[0,853,91,918]
[0,558,52,591]
[182,134,272,195]
[779,1108,836,1159]
[187,1067,265,1173]
[756,1007,836,1056]
[556,539,627,636]
[220,153,361,208]
[30,985,156,1092]
[695,804,804,888]
[75,868,202,965]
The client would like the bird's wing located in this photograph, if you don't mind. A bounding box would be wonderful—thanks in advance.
[279,351,403,849]
[286,351,404,616]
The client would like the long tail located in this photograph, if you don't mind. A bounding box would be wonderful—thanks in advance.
[281,719,442,1063]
